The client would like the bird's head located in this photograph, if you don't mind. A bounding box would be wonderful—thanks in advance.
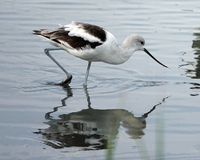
[123,34,169,68]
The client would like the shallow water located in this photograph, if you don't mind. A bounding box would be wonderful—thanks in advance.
[0,0,200,159]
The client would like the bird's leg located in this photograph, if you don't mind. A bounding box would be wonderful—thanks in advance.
[44,48,72,85]
[83,61,92,86]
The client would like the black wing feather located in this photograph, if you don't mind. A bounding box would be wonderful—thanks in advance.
[33,26,104,50]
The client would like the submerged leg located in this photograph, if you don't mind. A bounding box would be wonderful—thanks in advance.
[44,48,72,85]
[83,61,92,86]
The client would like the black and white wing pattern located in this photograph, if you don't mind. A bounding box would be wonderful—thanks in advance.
[33,21,107,50]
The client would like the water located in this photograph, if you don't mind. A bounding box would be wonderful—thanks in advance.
[0,0,200,159]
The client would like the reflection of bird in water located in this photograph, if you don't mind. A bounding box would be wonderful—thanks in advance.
[34,86,169,150]
[33,21,168,86]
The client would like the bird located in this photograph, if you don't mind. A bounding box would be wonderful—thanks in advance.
[33,21,168,86]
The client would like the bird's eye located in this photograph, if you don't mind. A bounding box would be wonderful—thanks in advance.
[140,41,144,45]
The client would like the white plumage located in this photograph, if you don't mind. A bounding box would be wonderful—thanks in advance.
[64,21,103,43]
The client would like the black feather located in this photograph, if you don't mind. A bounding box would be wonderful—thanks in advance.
[33,22,107,50]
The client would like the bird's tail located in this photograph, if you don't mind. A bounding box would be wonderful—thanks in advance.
[33,29,63,47]
[33,30,42,35]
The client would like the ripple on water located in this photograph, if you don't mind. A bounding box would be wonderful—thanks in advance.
[22,64,167,97]
[80,65,167,96]
[86,78,167,97]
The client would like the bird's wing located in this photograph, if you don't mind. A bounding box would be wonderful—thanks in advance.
[33,21,107,50]
[63,21,106,43]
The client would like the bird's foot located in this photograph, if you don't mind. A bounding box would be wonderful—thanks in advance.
[59,75,73,85]
[83,83,87,87]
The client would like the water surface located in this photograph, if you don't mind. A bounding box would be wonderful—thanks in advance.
[0,0,200,159]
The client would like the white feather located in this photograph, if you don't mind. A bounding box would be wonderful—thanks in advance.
[64,21,102,43]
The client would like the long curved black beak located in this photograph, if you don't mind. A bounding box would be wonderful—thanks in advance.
[143,48,169,69]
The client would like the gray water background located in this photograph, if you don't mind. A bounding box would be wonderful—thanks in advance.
[0,0,200,159]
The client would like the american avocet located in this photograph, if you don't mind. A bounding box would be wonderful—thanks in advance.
[33,21,168,86]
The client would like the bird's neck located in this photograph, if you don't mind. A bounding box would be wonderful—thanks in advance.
[106,43,135,65]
